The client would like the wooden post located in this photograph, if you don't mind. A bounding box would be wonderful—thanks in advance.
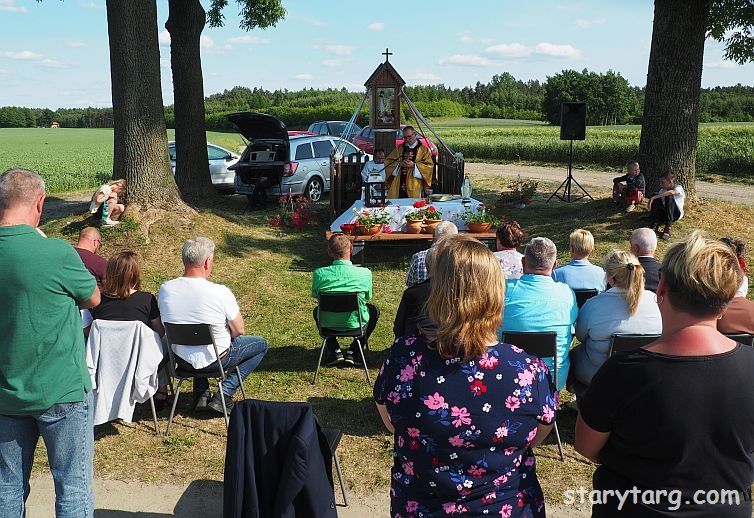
[374,129,396,159]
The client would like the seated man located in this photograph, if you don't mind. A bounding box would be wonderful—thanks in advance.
[158,237,268,414]
[501,237,578,390]
[74,226,107,288]
[553,229,606,292]
[361,148,386,183]
[647,172,685,240]
[630,227,661,292]
[312,234,380,366]
[405,221,458,286]
[394,247,435,339]
[612,161,645,212]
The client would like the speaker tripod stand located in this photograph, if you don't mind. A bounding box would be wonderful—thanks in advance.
[547,139,593,203]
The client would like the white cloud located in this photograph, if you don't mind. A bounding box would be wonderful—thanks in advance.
[705,60,738,69]
[485,42,581,59]
[323,45,353,56]
[294,73,313,80]
[227,35,269,45]
[438,54,492,67]
[303,17,323,26]
[575,17,606,29]
[411,72,441,82]
[79,1,101,9]
[158,30,171,47]
[322,59,341,67]
[0,50,44,60]
[0,0,27,13]
[200,35,214,49]
[485,43,530,58]
[66,41,87,48]
[367,22,384,31]
[41,58,68,68]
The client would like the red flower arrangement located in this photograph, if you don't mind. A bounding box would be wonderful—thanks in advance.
[268,194,317,231]
[413,199,427,209]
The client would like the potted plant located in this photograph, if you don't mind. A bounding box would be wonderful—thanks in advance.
[404,209,424,234]
[421,205,442,234]
[463,205,500,233]
[499,175,538,208]
[355,209,392,235]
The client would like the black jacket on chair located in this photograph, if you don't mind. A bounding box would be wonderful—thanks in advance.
[223,400,337,518]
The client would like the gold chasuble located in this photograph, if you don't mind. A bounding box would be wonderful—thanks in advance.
[384,141,433,198]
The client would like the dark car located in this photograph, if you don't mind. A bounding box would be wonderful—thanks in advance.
[228,112,369,202]
[352,125,439,157]
[307,120,362,141]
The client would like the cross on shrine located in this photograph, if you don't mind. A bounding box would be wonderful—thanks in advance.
[382,47,392,62]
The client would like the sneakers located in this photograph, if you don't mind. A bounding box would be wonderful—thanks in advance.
[345,350,364,366]
[193,389,212,412]
[661,225,672,240]
[325,348,345,367]
[625,202,636,213]
[207,393,233,415]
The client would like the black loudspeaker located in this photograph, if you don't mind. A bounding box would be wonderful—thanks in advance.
[560,102,587,141]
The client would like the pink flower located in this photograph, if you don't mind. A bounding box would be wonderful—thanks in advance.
[404,336,416,346]
[397,435,404,447]
[423,392,448,410]
[387,392,400,404]
[403,460,414,475]
[400,365,415,382]
[451,406,471,428]
[468,464,486,477]
[525,455,535,467]
[495,425,509,438]
[500,504,513,518]
[526,427,537,442]
[504,446,517,456]
[542,405,555,423]
[479,354,499,370]
[406,501,419,513]
[407,427,420,438]
[448,435,465,447]
[505,396,521,411]
[482,491,497,504]
[442,502,457,514]
[510,345,524,353]
[517,369,535,386]
[493,474,508,487]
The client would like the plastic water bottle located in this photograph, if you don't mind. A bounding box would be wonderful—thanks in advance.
[461,175,472,200]
[101,195,109,223]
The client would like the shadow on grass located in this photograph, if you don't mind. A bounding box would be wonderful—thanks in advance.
[94,479,222,518]
[257,344,388,374]
[309,396,386,438]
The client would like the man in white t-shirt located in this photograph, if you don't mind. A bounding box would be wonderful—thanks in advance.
[647,173,685,240]
[158,237,268,414]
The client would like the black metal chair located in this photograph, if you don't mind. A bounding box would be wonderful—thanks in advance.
[573,289,599,309]
[163,323,247,434]
[321,427,349,507]
[724,333,754,346]
[608,333,661,357]
[313,292,370,385]
[501,331,564,462]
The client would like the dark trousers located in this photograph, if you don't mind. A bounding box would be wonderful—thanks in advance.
[650,195,681,225]
[312,304,380,353]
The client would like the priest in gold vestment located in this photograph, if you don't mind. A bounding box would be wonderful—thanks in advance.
[384,126,434,198]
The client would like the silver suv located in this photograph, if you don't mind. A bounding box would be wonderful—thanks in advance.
[229,112,368,202]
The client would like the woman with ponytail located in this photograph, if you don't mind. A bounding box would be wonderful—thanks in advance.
[570,250,662,389]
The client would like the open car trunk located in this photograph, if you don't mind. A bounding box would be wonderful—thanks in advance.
[227,112,289,189]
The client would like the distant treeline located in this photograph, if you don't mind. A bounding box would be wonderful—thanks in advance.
[3,69,754,130]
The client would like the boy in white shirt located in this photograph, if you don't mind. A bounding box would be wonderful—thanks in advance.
[647,173,685,240]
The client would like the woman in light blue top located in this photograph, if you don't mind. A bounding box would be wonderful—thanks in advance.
[570,250,662,387]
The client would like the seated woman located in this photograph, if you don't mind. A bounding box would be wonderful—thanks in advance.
[569,250,662,392]
[576,231,754,517]
[375,235,556,517]
[89,179,126,226]
[493,219,526,279]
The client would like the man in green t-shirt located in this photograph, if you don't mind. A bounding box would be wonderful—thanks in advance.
[0,168,101,517]
[312,234,380,367]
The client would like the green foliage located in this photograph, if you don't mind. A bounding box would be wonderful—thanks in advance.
[462,205,500,225]
[207,0,286,30]
[708,0,754,64]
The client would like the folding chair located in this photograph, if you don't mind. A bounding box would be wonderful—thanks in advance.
[573,289,599,309]
[501,331,564,462]
[164,323,247,434]
[608,333,661,357]
[724,333,754,346]
[321,427,349,507]
[313,292,370,385]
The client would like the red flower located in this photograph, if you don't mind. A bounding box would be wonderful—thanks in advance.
[412,200,427,208]
[427,206,436,212]
[470,379,487,396]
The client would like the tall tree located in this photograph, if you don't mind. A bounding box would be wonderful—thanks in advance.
[167,0,285,201]
[639,0,754,195]
[106,0,183,211]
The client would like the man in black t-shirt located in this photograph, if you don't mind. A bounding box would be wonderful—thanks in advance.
[74,227,107,288]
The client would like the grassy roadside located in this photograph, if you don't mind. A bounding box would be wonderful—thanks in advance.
[33,170,754,504]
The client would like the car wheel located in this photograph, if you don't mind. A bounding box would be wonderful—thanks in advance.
[305,177,324,202]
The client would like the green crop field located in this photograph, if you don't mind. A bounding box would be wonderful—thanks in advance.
[1,120,752,194]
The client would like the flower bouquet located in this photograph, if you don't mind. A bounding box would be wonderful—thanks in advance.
[354,208,392,235]
[404,209,425,234]
[421,205,442,234]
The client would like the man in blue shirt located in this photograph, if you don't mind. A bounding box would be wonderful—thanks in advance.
[501,237,578,390]
[553,229,606,292]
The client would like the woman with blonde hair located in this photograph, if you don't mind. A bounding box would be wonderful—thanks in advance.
[569,250,661,390]
[576,231,754,517]
[374,234,557,517]
[89,178,126,226]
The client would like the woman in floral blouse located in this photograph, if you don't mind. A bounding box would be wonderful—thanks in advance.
[374,234,557,517]
[493,219,526,279]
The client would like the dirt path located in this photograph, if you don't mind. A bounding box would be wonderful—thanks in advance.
[26,476,592,517]
[465,163,753,206]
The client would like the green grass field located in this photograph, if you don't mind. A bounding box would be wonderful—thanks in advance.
[1,119,753,194]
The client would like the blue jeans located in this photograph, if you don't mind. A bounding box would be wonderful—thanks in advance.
[0,391,94,518]
[191,336,269,398]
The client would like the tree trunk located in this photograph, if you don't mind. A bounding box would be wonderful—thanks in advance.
[638,0,709,197]
[166,0,215,201]
[106,0,183,210]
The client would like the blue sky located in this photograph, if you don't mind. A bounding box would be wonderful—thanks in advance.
[0,0,752,108]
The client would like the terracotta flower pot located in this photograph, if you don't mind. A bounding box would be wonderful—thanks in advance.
[467,222,492,233]
[423,220,441,234]
[405,219,424,234]
[356,224,381,236]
